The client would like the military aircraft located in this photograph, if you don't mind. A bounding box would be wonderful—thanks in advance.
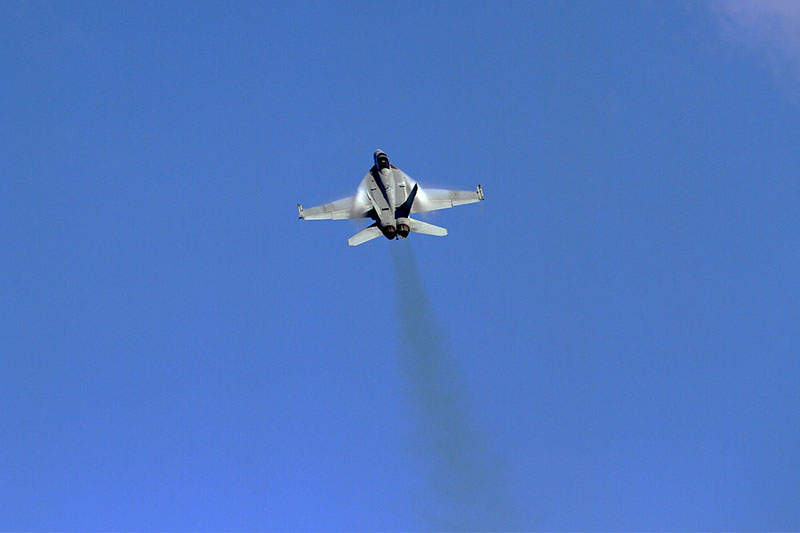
[297,150,484,246]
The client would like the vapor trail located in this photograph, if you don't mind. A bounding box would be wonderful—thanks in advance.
[390,244,517,531]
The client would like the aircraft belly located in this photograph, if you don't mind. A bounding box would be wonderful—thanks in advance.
[366,174,394,226]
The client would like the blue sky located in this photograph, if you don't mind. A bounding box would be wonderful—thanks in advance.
[2,1,799,530]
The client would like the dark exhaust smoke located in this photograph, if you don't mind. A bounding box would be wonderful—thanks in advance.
[390,244,518,531]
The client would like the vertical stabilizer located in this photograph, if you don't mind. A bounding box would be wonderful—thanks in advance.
[396,184,419,219]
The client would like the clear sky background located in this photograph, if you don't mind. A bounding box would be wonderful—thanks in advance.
[2,1,799,531]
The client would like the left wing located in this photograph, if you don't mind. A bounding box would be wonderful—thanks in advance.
[412,184,484,213]
[297,195,369,220]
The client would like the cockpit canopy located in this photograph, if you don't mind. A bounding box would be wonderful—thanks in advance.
[374,150,391,170]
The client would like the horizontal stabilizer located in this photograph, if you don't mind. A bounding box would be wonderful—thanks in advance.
[407,218,447,237]
[348,224,382,246]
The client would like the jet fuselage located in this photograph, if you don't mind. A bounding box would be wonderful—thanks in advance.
[365,150,412,239]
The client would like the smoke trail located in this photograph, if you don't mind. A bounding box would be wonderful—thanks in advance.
[390,244,517,531]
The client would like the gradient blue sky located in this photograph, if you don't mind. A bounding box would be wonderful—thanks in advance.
[2,1,800,530]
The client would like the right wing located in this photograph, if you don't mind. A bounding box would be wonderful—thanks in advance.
[297,195,370,220]
[412,184,484,214]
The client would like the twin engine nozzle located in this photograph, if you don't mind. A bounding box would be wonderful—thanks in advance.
[381,223,410,240]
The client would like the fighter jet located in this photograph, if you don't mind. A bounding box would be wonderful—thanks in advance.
[297,150,484,246]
